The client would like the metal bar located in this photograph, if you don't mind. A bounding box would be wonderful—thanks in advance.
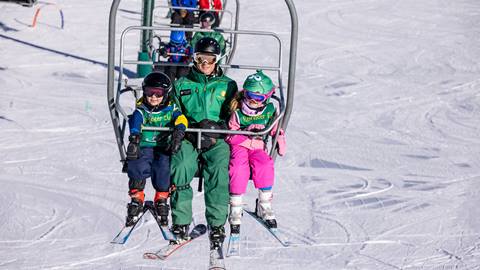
[125,60,281,71]
[119,25,282,72]
[107,0,126,163]
[281,0,298,131]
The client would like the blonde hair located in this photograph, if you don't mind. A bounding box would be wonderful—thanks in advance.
[229,91,244,113]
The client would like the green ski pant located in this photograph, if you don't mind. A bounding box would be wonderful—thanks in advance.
[170,139,230,227]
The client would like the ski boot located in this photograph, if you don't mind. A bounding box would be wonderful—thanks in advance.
[209,225,226,250]
[125,189,144,227]
[171,224,190,243]
[154,192,170,226]
[255,189,277,229]
[229,195,243,234]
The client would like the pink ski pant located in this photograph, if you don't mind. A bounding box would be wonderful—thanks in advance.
[229,144,274,194]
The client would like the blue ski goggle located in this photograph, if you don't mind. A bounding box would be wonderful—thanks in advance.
[244,90,273,103]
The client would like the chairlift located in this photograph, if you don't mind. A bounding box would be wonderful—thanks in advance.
[107,0,298,173]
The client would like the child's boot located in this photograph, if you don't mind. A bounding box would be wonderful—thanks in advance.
[228,195,243,234]
[154,191,170,226]
[126,189,145,227]
[255,189,277,228]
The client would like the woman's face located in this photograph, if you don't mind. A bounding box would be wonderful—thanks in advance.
[194,53,217,75]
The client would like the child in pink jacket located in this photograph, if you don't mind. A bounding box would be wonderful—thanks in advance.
[225,70,286,233]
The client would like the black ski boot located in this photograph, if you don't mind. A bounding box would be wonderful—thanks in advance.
[126,199,143,227]
[155,198,169,226]
[230,224,240,234]
[171,224,190,242]
[209,225,226,250]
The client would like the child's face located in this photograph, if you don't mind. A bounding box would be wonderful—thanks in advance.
[245,97,264,109]
[146,95,164,106]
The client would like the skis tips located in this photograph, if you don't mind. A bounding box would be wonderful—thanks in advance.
[195,223,208,232]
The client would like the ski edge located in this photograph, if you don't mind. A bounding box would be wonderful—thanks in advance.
[244,210,291,247]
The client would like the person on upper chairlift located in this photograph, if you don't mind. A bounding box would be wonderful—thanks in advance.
[198,0,222,28]
[190,12,226,56]
[124,72,188,228]
[159,31,192,81]
[225,70,286,235]
[171,0,197,40]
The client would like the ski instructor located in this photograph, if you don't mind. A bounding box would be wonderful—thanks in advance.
[169,37,238,250]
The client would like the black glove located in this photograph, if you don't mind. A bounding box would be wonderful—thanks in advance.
[200,135,216,150]
[126,135,141,160]
[197,119,226,139]
[159,47,168,58]
[198,119,227,150]
[166,128,185,155]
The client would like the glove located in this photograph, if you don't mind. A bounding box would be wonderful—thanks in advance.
[159,47,168,58]
[166,128,185,155]
[197,119,227,139]
[126,135,141,160]
[200,136,216,150]
[246,124,266,132]
[225,134,248,145]
[276,130,286,156]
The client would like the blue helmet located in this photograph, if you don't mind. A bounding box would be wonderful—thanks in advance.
[170,31,186,45]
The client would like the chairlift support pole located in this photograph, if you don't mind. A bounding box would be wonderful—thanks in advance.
[138,0,155,77]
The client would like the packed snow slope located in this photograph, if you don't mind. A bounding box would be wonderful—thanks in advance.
[1,0,480,269]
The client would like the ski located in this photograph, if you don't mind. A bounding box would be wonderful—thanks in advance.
[244,210,291,247]
[144,202,176,241]
[226,233,240,257]
[143,224,207,260]
[209,245,226,270]
[111,210,147,245]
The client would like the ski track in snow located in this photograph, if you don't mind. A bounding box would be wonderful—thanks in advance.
[1,0,480,269]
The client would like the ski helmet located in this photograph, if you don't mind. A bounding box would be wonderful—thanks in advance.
[243,70,275,95]
[200,12,216,26]
[170,31,186,45]
[142,72,172,99]
[194,37,221,55]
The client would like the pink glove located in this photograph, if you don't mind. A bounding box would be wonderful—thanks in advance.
[247,124,266,131]
[225,134,248,145]
[276,130,286,156]
[239,137,265,150]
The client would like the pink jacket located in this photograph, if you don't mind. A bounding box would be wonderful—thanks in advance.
[225,111,286,156]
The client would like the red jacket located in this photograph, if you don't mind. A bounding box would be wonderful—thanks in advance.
[199,0,222,10]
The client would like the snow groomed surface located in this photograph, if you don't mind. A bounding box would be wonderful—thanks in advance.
[1,0,480,269]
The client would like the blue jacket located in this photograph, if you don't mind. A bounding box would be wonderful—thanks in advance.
[129,100,186,136]
[171,0,197,8]
[163,42,192,63]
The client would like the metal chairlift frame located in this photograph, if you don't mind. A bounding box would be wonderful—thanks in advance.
[107,0,298,169]
[150,3,237,69]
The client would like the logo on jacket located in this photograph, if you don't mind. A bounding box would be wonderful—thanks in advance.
[180,89,192,96]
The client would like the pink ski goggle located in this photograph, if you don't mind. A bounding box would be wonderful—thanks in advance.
[244,90,273,103]
[144,87,167,97]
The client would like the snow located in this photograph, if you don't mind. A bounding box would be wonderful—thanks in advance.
[1,0,480,269]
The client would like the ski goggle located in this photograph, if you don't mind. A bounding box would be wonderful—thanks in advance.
[244,90,272,103]
[144,87,167,98]
[193,53,218,65]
